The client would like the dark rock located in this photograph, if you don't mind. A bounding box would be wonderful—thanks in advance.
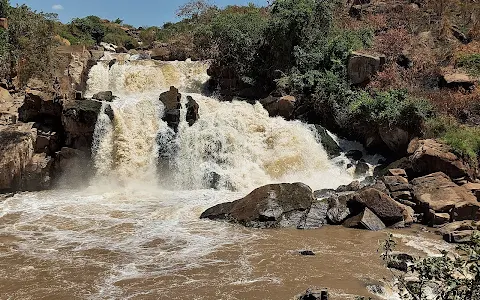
[387,253,414,272]
[336,180,361,193]
[62,99,102,151]
[343,207,386,231]
[313,125,342,158]
[186,96,199,126]
[115,46,128,53]
[347,188,405,226]
[327,197,351,224]
[104,104,114,121]
[108,59,117,69]
[299,250,315,256]
[427,210,451,226]
[379,125,411,156]
[397,54,413,69]
[451,26,471,44]
[160,86,182,132]
[92,91,114,102]
[296,288,329,300]
[260,95,296,119]
[444,230,475,244]
[297,200,329,229]
[355,161,370,176]
[383,176,410,192]
[314,189,336,199]
[346,150,363,161]
[200,183,314,229]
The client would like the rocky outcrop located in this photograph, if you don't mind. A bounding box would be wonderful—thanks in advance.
[92,91,115,102]
[160,86,182,132]
[18,90,62,124]
[348,52,385,85]
[186,96,199,126]
[438,221,480,243]
[62,100,102,151]
[441,72,476,91]
[53,147,92,187]
[200,183,315,228]
[20,153,53,191]
[408,139,476,181]
[0,87,21,126]
[411,172,479,223]
[0,123,37,191]
[260,95,296,119]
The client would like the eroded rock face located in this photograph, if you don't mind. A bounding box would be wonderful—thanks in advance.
[62,100,102,151]
[200,183,315,228]
[0,123,37,191]
[20,153,53,191]
[408,139,476,181]
[411,172,479,221]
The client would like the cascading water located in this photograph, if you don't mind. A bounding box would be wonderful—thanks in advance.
[0,57,452,300]
[87,59,353,191]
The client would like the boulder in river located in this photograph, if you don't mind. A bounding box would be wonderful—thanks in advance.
[159,86,182,132]
[313,125,342,158]
[92,91,115,102]
[186,96,199,126]
[343,207,386,231]
[200,183,314,229]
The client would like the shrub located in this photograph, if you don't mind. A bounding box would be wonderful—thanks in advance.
[457,53,480,77]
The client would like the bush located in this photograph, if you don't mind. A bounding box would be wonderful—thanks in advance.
[425,116,480,163]
[457,53,480,77]
[348,89,434,129]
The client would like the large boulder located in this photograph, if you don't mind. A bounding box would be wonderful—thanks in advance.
[0,123,37,191]
[411,172,479,222]
[200,183,315,228]
[347,188,405,226]
[408,139,476,181]
[313,125,342,158]
[159,86,182,132]
[297,200,329,229]
[441,72,476,91]
[62,100,102,151]
[348,51,385,85]
[0,87,19,126]
[92,91,114,102]
[186,96,199,126]
[260,95,296,119]
[343,207,386,231]
[378,125,411,156]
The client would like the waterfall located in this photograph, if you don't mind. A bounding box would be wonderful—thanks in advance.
[86,59,353,191]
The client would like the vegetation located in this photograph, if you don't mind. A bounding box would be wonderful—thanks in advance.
[457,53,480,77]
[380,233,480,300]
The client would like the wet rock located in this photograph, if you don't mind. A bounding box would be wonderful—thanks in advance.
[297,200,329,229]
[408,139,476,181]
[347,188,405,226]
[438,221,480,243]
[35,129,60,155]
[343,207,386,231]
[411,172,478,221]
[379,125,411,156]
[336,180,361,193]
[92,91,114,102]
[159,86,182,132]
[313,125,342,158]
[346,150,363,161]
[387,253,414,272]
[296,288,329,300]
[200,183,314,229]
[0,123,37,191]
[427,210,451,226]
[327,197,351,224]
[186,96,199,126]
[348,51,386,85]
[444,230,475,244]
[19,90,62,123]
[314,189,336,199]
[20,153,53,191]
[299,250,315,256]
[104,104,114,121]
[354,161,369,176]
[62,100,102,151]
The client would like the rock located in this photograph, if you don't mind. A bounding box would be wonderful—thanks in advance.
[437,221,480,236]
[20,153,53,191]
[336,180,361,192]
[160,86,182,132]
[299,250,315,256]
[68,49,93,92]
[387,253,414,272]
[463,183,480,201]
[391,191,413,201]
[62,100,102,151]
[408,139,476,181]
[327,197,351,224]
[444,230,475,244]
[0,18,7,29]
[35,130,60,155]
[348,51,385,85]
[452,201,480,222]
[354,161,370,176]
[100,42,117,52]
[19,90,62,123]
[383,176,410,192]
[451,26,471,44]
[297,200,329,229]
[388,168,408,178]
[53,147,91,186]
[200,183,314,229]
[150,47,171,60]
[343,207,386,231]
[347,188,405,226]
[379,126,411,156]
[89,50,105,61]
[0,123,37,191]
[346,150,363,161]
[186,96,199,126]
[314,189,336,199]
[0,87,13,104]
[116,46,128,53]
[441,72,476,91]
[296,288,329,300]
[411,172,478,217]
[427,210,451,226]
[313,125,342,158]
[92,91,114,102]
[401,205,415,226]
[260,95,296,119]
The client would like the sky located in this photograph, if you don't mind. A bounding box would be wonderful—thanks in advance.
[11,0,267,27]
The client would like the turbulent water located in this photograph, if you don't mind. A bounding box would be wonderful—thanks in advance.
[0,58,451,299]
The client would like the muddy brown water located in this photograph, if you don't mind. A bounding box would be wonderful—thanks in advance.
[0,189,451,300]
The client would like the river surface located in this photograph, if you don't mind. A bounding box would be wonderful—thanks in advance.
[0,58,451,299]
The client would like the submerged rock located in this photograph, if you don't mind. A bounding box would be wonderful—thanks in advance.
[200,183,314,229]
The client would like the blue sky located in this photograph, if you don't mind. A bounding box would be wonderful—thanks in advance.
[11,0,267,27]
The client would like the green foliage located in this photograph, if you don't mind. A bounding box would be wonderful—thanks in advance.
[348,89,434,129]
[457,53,480,77]
[0,3,59,86]
[70,15,105,45]
[425,116,480,163]
[381,232,480,300]
[139,27,158,47]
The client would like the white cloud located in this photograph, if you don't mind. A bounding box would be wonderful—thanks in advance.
[52,4,64,10]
